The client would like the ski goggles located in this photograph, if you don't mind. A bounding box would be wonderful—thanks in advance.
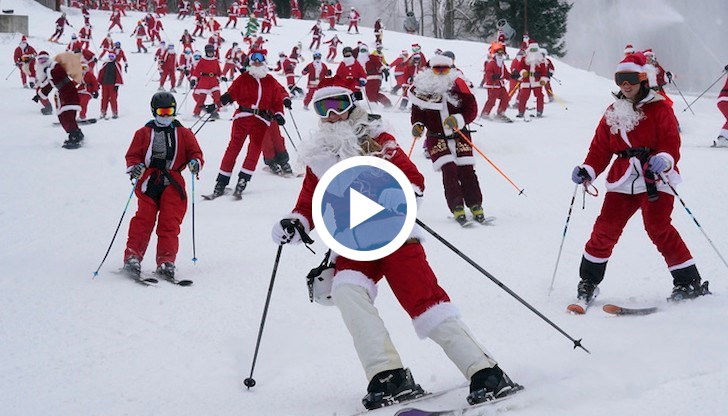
[154,107,176,116]
[431,66,451,75]
[36,55,50,65]
[614,72,646,86]
[313,94,355,118]
[249,52,266,63]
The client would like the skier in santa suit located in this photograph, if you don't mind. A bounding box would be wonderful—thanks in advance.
[301,51,330,110]
[389,50,409,94]
[480,45,512,122]
[570,53,710,308]
[289,42,304,63]
[177,49,195,87]
[50,12,73,43]
[334,0,343,23]
[643,49,674,107]
[289,0,301,19]
[714,66,728,147]
[274,52,303,97]
[77,63,99,120]
[225,2,239,28]
[271,75,521,410]
[78,24,93,50]
[364,50,391,107]
[123,92,204,281]
[190,44,222,118]
[97,52,124,119]
[516,42,548,118]
[34,51,85,148]
[222,43,243,81]
[347,7,360,34]
[72,47,98,72]
[208,49,288,199]
[67,34,84,52]
[159,45,178,92]
[13,36,37,88]
[336,47,366,89]
[131,21,149,53]
[409,54,486,225]
[323,34,342,61]
[507,49,524,107]
[192,12,205,37]
[99,34,115,60]
[398,54,426,111]
[541,48,556,102]
[239,0,249,17]
[309,21,323,50]
[109,9,124,32]
[111,41,129,70]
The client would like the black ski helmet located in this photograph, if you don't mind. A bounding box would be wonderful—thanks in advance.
[150,92,176,116]
[204,43,215,57]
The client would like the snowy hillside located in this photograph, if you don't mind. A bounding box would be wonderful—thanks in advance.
[1,1,728,415]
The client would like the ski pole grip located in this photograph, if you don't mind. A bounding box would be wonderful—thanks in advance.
[293,220,314,245]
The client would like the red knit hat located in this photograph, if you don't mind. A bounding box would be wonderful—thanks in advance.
[623,44,635,55]
[616,52,646,74]
[312,75,360,102]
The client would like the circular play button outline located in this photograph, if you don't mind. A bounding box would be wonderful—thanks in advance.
[312,156,417,261]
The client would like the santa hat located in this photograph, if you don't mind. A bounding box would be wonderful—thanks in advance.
[400,49,409,56]
[37,50,49,59]
[616,52,647,74]
[411,43,421,50]
[623,44,635,55]
[311,75,360,103]
[250,48,268,57]
[428,54,453,67]
[643,48,654,58]
[20,35,27,42]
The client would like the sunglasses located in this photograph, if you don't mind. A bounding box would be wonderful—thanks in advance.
[313,95,354,118]
[614,72,644,86]
[155,107,176,116]
[431,66,451,75]
[249,52,266,63]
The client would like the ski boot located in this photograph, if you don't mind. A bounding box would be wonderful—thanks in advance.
[156,262,176,280]
[362,368,425,410]
[536,111,543,118]
[123,257,142,277]
[515,112,525,118]
[112,113,119,119]
[470,205,486,223]
[41,103,53,115]
[232,172,251,198]
[669,265,711,301]
[453,205,468,226]
[211,180,227,198]
[280,162,294,176]
[267,163,282,175]
[467,365,523,405]
[576,279,599,304]
[62,130,84,149]
[712,135,728,148]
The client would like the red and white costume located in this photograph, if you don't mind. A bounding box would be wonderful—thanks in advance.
[222,46,244,80]
[347,8,360,33]
[718,75,728,140]
[480,54,511,117]
[109,10,123,32]
[159,49,177,89]
[323,35,342,61]
[131,24,148,53]
[309,22,322,50]
[289,0,301,19]
[97,59,124,116]
[516,43,548,115]
[50,15,72,42]
[77,69,99,119]
[364,53,391,107]
[124,120,204,267]
[301,60,329,107]
[225,3,239,28]
[78,25,93,50]
[191,55,222,116]
[274,55,298,88]
[336,57,366,87]
[389,52,409,91]
[13,40,37,87]
[37,53,83,134]
[99,36,114,59]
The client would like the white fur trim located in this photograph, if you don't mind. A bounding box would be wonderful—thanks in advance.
[668,259,696,272]
[286,212,311,233]
[412,302,460,339]
[654,151,674,173]
[428,55,453,67]
[583,251,609,264]
[616,62,643,73]
[312,85,354,103]
[331,269,378,301]
[581,164,597,182]
[57,104,82,114]
[431,154,455,171]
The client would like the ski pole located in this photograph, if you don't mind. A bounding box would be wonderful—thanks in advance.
[243,244,283,389]
[190,171,198,264]
[145,59,157,75]
[670,78,694,115]
[287,108,304,142]
[5,65,18,81]
[548,184,579,295]
[92,179,137,278]
[683,70,727,113]
[454,128,526,196]
[547,88,568,110]
[280,123,298,151]
[193,112,214,135]
[178,85,193,111]
[407,136,419,158]
[660,174,728,271]
[415,218,589,354]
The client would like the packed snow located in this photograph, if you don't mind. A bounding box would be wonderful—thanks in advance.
[1,1,727,415]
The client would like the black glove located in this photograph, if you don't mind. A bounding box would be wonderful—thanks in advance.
[283,97,292,109]
[202,103,217,114]
[92,91,99,99]
[274,113,286,126]
[220,91,233,106]
[666,71,673,82]
[511,69,519,79]
[490,74,500,80]
[31,94,40,103]
[184,69,190,76]
[124,63,128,73]
[571,166,591,185]
[724,64,728,72]
[534,71,542,77]
[190,78,197,88]
[326,69,332,76]
[221,76,228,82]
[548,71,554,78]
[16,62,22,68]
[130,163,146,179]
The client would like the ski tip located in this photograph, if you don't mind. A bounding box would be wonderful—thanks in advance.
[566,304,586,314]
[602,304,622,315]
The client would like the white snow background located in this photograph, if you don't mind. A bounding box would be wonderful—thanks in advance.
[1,1,727,415]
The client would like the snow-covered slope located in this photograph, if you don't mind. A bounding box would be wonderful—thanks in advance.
[1,1,727,415]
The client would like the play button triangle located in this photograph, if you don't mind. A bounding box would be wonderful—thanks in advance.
[350,189,385,229]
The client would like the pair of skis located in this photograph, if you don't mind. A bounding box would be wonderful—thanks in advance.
[567,302,659,316]
[117,269,193,287]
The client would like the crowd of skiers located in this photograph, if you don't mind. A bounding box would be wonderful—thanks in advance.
[11,1,725,411]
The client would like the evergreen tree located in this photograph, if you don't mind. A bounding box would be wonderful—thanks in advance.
[472,0,572,57]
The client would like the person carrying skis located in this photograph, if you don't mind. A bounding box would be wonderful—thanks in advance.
[569,53,710,311]
[123,92,204,282]
[409,54,486,225]
[271,74,521,411]
[208,49,288,199]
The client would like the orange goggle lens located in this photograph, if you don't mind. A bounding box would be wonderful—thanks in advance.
[431,66,451,75]
[155,107,175,116]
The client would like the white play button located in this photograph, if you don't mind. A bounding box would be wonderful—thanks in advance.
[349,188,385,229]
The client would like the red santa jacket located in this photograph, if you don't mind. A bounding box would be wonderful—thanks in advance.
[518,57,548,88]
[719,76,728,102]
[389,56,408,77]
[226,71,287,125]
[97,61,124,86]
[324,36,342,50]
[132,25,147,38]
[14,44,37,64]
[191,56,221,93]
[336,59,366,84]
[349,9,360,21]
[126,120,204,198]
[365,54,385,80]
[38,61,81,113]
[274,57,296,75]
[160,51,177,72]
[291,130,425,233]
[311,24,322,38]
[301,61,329,87]
[409,77,478,137]
[581,93,681,194]
[484,58,511,88]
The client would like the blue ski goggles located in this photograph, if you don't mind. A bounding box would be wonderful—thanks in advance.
[249,52,266,63]
[313,94,355,118]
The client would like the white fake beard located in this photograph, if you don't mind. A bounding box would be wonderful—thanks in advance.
[412,69,459,105]
[248,64,268,79]
[495,54,505,67]
[525,51,543,66]
[357,54,368,66]
[605,97,645,134]
[342,56,355,66]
